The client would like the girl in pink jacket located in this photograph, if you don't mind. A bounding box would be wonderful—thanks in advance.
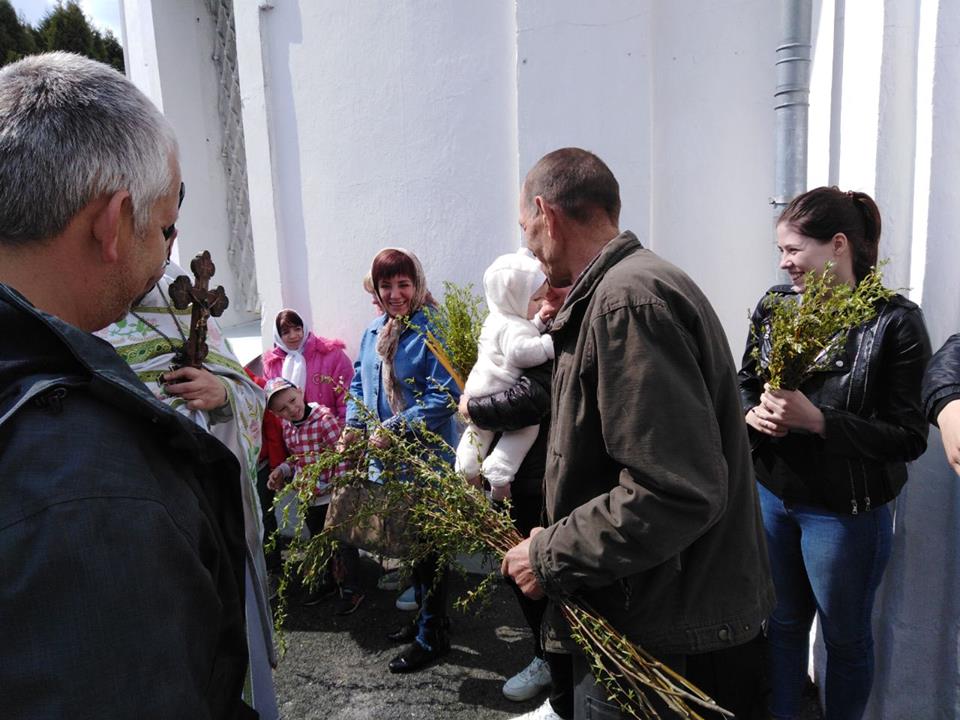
[261,309,353,424]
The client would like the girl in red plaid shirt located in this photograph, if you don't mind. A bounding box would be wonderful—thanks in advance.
[265,378,364,615]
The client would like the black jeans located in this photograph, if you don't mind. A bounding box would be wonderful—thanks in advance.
[572,632,767,720]
[507,492,548,659]
[507,493,574,719]
[305,504,361,592]
[546,651,575,719]
[411,551,449,650]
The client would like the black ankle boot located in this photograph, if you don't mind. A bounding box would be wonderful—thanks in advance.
[386,622,417,643]
[387,636,450,674]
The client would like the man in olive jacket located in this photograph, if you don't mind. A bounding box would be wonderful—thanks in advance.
[502,148,774,719]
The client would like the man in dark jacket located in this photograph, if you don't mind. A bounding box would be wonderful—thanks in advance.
[923,333,960,474]
[0,53,255,718]
[501,148,775,719]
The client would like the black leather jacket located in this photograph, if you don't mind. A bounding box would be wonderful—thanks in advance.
[922,333,960,425]
[739,286,931,514]
[466,361,551,497]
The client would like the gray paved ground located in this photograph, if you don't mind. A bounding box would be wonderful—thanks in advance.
[273,556,545,720]
[272,556,823,720]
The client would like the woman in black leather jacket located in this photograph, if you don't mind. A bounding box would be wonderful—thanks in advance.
[738,187,930,720]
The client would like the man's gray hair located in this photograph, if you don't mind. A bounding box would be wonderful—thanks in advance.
[523,147,621,225]
[0,52,178,245]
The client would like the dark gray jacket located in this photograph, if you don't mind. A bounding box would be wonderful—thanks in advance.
[529,232,774,656]
[0,284,255,719]
[923,332,960,426]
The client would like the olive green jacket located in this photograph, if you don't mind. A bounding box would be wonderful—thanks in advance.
[529,231,774,655]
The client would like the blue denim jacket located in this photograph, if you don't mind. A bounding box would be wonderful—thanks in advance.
[346,309,461,473]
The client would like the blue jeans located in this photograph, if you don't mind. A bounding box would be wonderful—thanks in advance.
[412,552,448,651]
[758,483,892,720]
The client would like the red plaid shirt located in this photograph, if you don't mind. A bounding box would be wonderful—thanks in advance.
[278,403,347,496]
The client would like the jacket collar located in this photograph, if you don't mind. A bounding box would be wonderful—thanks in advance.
[0,283,198,433]
[551,231,643,334]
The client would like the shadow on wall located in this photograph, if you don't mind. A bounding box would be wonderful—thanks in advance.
[863,428,960,719]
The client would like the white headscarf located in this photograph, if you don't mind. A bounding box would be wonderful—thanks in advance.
[273,310,309,390]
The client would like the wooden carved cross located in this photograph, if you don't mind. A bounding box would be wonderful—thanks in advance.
[168,250,229,369]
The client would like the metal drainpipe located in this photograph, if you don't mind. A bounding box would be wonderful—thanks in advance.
[772,0,813,218]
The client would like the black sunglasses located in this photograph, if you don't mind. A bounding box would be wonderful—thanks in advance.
[162,181,186,241]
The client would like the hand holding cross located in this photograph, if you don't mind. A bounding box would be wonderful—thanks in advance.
[168,250,229,369]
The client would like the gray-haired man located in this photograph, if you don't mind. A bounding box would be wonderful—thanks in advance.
[0,53,256,718]
[503,148,774,719]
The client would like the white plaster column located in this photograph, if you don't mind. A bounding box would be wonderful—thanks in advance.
[835,0,883,191]
[874,0,922,293]
[234,1,285,348]
[920,0,960,347]
[119,0,164,111]
[808,0,836,189]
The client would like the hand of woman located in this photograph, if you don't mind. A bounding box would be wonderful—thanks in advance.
[490,483,511,501]
[162,367,228,411]
[336,427,361,454]
[745,404,787,437]
[369,429,392,450]
[458,393,472,422]
[758,383,826,436]
[464,474,483,489]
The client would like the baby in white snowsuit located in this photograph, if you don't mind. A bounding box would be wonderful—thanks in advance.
[456,250,554,492]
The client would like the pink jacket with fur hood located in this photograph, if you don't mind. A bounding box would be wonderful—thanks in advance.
[262,333,353,423]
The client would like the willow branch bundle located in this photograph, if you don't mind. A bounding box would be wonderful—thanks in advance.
[282,409,731,719]
[754,263,894,390]
[420,280,486,391]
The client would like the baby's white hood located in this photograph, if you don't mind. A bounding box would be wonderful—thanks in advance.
[483,251,546,318]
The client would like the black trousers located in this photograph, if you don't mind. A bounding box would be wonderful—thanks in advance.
[507,493,575,719]
[573,631,768,720]
[255,462,281,572]
[507,492,548,659]
[305,504,360,592]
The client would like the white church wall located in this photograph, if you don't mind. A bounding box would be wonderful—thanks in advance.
[149,0,256,327]
[517,0,778,357]
[648,0,779,355]
[516,0,652,242]
[251,1,520,357]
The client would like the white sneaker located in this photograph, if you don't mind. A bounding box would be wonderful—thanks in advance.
[503,656,552,701]
[511,697,562,719]
[395,585,418,611]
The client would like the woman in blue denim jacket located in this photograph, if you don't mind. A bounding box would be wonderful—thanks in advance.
[342,247,461,674]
